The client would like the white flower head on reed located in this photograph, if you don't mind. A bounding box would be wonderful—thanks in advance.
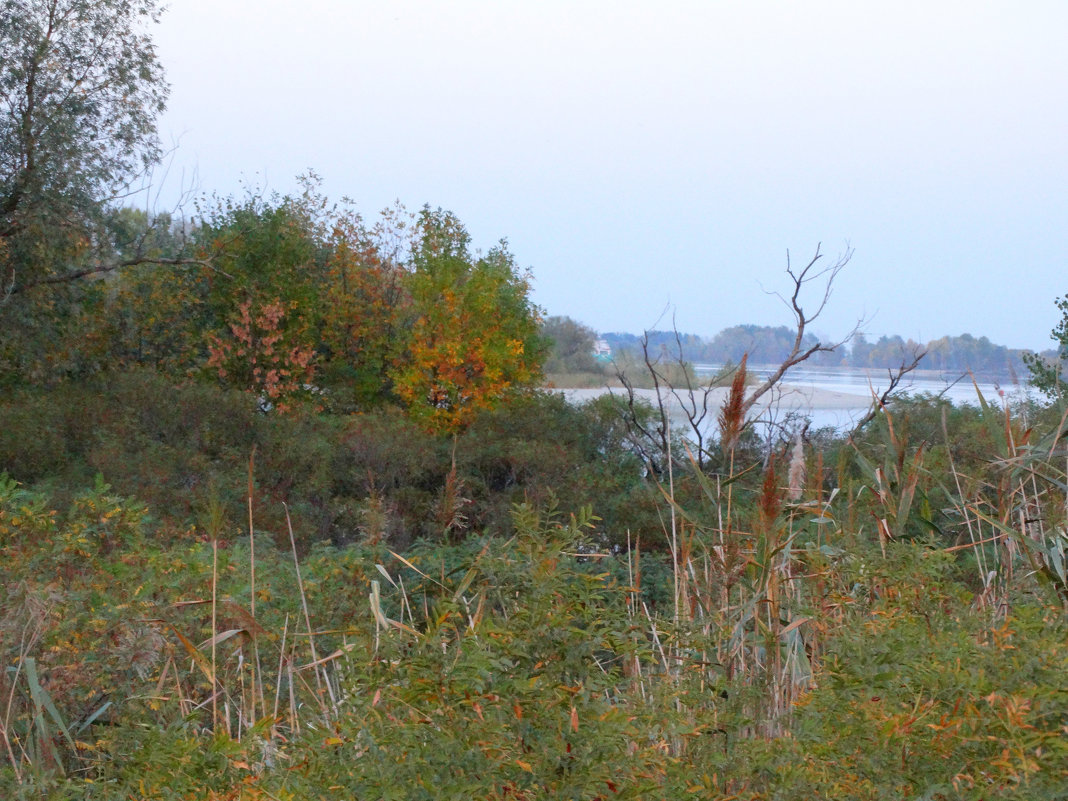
[787,431,806,501]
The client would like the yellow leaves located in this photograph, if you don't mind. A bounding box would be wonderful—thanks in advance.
[390,236,544,433]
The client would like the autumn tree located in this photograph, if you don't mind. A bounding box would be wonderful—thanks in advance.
[317,208,410,409]
[390,207,547,433]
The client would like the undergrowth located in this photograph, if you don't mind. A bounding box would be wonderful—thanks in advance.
[1,384,1067,798]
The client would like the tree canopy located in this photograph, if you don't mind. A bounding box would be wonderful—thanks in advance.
[0,0,168,294]
[0,0,173,385]
[390,208,547,432]
[1024,294,1068,400]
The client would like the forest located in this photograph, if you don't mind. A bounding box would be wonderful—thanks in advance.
[600,327,1037,378]
[2,3,1068,799]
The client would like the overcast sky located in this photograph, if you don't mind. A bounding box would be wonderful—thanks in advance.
[152,1,1068,350]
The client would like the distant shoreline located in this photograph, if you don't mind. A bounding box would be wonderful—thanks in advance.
[691,363,1024,385]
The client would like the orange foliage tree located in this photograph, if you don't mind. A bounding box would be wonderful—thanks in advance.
[390,208,547,433]
[206,297,316,409]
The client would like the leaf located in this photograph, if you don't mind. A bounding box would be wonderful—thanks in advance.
[154,621,215,685]
[198,628,247,650]
[375,563,398,588]
[74,701,113,734]
[780,617,811,636]
[389,549,447,589]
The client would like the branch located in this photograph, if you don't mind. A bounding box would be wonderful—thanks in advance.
[613,362,666,477]
[745,244,859,418]
[637,331,671,467]
[3,253,222,296]
[848,347,928,437]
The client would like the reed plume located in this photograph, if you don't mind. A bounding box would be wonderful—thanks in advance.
[758,452,782,531]
[718,353,748,452]
[787,431,806,501]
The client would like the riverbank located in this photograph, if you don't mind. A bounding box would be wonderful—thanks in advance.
[553,384,872,411]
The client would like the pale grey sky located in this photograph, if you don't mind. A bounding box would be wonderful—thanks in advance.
[153,1,1068,350]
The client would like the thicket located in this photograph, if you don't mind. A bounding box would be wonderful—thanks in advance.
[2,374,1067,798]
[0,372,661,550]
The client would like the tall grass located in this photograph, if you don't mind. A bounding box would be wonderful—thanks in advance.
[1,393,1067,797]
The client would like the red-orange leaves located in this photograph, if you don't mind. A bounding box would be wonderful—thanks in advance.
[207,297,316,411]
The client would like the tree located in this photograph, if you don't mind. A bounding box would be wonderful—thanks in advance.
[1,0,169,293]
[618,245,861,470]
[0,0,176,384]
[1024,294,1068,401]
[390,208,547,433]
[318,207,410,409]
[542,316,601,375]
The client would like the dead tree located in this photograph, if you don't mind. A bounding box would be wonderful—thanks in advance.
[615,324,728,473]
[615,244,863,473]
[848,347,928,437]
[743,244,857,417]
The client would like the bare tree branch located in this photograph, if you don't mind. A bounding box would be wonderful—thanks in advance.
[848,346,928,437]
[744,243,860,419]
[4,253,223,295]
[610,243,863,474]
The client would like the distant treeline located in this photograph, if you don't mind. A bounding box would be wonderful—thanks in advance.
[601,325,1048,379]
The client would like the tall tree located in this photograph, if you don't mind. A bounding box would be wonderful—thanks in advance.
[0,0,170,383]
[0,0,169,289]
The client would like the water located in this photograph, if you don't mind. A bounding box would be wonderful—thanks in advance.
[693,364,1024,431]
[557,366,1030,436]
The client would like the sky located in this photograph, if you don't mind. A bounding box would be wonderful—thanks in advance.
[151,1,1068,350]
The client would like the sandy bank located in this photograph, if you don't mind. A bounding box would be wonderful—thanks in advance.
[551,384,873,412]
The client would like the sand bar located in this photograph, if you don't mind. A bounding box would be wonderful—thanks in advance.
[552,384,873,413]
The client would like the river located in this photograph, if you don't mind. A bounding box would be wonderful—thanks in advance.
[556,365,1028,433]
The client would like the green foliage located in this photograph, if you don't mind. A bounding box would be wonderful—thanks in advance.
[0,0,170,385]
[1,442,1066,798]
[6,5,1066,793]
[774,584,1068,799]
[542,315,604,376]
[0,373,659,549]
[1025,294,1068,400]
